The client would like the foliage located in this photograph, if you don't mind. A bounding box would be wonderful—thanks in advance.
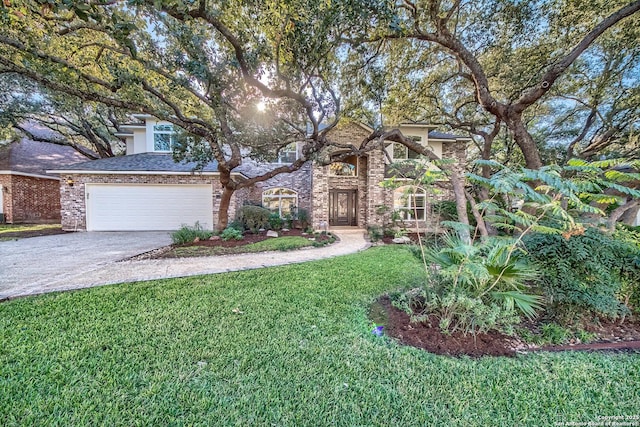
[432,200,459,222]
[236,205,271,233]
[367,225,383,242]
[3,247,639,425]
[171,222,213,245]
[396,235,542,335]
[296,208,309,229]
[311,232,336,247]
[220,227,243,242]
[170,236,314,257]
[268,213,283,231]
[522,227,640,319]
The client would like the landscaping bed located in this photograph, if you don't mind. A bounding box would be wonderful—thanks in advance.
[373,295,640,358]
[134,228,336,259]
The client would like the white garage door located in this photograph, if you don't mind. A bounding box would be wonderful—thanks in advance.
[86,184,213,231]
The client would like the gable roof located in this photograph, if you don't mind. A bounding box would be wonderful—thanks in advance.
[49,152,248,178]
[0,137,88,179]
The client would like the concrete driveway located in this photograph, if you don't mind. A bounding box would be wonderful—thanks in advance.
[0,232,172,300]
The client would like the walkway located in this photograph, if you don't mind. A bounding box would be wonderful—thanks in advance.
[1,229,369,300]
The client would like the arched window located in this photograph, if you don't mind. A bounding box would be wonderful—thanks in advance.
[394,186,427,220]
[330,155,358,176]
[262,188,298,217]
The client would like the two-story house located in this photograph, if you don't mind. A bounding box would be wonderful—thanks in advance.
[50,116,469,231]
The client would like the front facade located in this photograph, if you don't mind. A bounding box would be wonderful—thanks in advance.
[0,137,86,223]
[53,116,468,231]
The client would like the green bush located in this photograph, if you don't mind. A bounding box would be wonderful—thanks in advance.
[171,222,213,245]
[522,227,640,320]
[236,205,271,232]
[296,208,309,229]
[367,226,383,242]
[268,213,283,231]
[394,235,542,336]
[220,227,243,241]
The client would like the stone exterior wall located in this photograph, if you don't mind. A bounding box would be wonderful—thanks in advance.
[312,122,375,228]
[237,162,313,214]
[0,174,61,223]
[59,173,224,231]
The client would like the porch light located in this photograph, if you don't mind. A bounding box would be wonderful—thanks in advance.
[66,177,74,187]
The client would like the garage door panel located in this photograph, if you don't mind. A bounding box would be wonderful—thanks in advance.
[86,184,213,231]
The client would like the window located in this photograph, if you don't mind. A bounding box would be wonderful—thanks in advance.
[391,136,424,161]
[394,186,427,220]
[330,155,358,176]
[277,143,298,163]
[262,187,298,217]
[153,124,176,152]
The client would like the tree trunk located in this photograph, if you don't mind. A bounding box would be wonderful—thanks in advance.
[449,165,471,244]
[217,185,235,232]
[607,199,640,233]
[505,112,543,170]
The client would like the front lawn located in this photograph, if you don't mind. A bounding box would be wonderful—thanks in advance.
[0,223,63,240]
[1,247,638,426]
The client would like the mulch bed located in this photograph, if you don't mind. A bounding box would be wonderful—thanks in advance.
[374,296,640,358]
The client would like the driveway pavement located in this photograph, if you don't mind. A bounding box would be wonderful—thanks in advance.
[0,229,369,300]
[0,232,172,300]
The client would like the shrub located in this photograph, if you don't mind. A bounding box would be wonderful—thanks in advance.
[367,226,383,242]
[171,222,213,245]
[394,235,543,336]
[220,227,243,241]
[236,205,271,232]
[522,227,640,320]
[268,213,283,231]
[297,208,309,229]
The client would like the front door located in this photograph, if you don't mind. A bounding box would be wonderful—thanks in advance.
[329,190,357,226]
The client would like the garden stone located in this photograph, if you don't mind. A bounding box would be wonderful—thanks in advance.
[282,228,290,232]
[392,236,411,244]
[266,230,279,238]
[209,235,221,241]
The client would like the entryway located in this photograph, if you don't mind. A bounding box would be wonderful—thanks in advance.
[329,190,357,226]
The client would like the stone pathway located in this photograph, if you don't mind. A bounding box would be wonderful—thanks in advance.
[2,229,369,300]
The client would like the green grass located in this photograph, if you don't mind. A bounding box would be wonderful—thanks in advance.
[1,246,639,426]
[170,236,315,257]
[0,223,61,234]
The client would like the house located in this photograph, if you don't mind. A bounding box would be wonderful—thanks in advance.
[0,136,87,224]
[50,115,469,231]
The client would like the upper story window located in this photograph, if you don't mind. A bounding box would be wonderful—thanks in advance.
[330,155,358,177]
[277,143,298,163]
[153,124,176,152]
[391,136,425,161]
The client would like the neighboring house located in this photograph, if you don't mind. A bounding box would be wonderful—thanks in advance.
[50,115,469,231]
[0,137,87,223]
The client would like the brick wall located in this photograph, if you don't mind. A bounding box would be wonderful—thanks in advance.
[60,173,224,231]
[312,122,374,228]
[0,174,61,223]
[237,162,313,213]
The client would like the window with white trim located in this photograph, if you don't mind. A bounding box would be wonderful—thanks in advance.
[391,136,425,161]
[262,187,298,217]
[153,124,176,152]
[394,186,427,220]
[277,143,298,163]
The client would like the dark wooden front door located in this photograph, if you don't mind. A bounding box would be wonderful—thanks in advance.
[329,190,357,226]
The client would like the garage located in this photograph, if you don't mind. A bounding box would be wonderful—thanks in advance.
[85,183,213,231]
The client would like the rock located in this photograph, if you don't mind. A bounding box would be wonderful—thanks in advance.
[282,228,290,232]
[258,228,266,232]
[193,237,200,243]
[266,230,279,238]
[209,235,221,241]
[392,236,411,244]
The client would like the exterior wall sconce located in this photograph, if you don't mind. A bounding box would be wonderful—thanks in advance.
[66,177,74,187]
